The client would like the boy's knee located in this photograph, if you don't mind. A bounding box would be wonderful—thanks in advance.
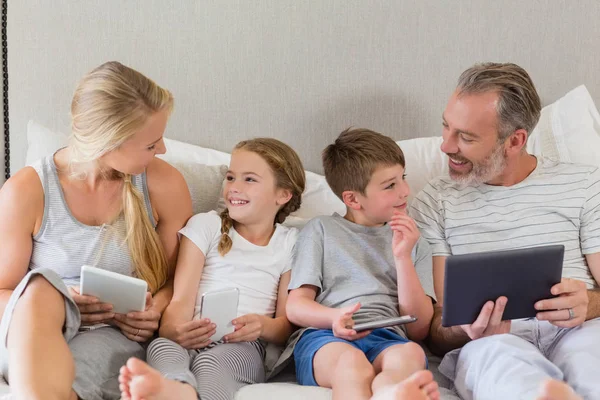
[334,348,375,381]
[400,342,425,360]
[381,342,426,369]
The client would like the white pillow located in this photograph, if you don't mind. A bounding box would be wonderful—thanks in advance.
[162,137,231,166]
[26,120,68,165]
[527,85,600,167]
[169,161,228,215]
[396,136,447,204]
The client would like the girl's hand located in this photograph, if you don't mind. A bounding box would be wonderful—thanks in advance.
[390,212,420,260]
[223,314,265,343]
[68,286,115,326]
[161,319,217,349]
[113,292,161,342]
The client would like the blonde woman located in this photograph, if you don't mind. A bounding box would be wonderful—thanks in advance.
[0,61,192,400]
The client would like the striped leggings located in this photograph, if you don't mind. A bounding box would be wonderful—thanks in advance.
[147,337,266,400]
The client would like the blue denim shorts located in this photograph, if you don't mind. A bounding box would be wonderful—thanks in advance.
[293,328,415,386]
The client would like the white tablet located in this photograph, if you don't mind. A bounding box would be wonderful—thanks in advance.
[200,288,240,342]
[80,265,148,314]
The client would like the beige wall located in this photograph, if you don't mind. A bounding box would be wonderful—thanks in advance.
[3,0,600,185]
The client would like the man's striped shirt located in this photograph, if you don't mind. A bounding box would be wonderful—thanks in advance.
[410,158,600,288]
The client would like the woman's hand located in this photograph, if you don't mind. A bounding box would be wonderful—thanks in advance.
[68,286,115,326]
[113,292,161,342]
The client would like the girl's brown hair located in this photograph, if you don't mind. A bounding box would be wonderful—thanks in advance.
[218,138,306,256]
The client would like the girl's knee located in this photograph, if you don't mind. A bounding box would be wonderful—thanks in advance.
[147,337,178,353]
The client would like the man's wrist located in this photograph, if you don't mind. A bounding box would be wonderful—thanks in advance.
[586,288,600,320]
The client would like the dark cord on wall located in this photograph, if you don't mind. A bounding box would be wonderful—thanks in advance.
[2,0,9,180]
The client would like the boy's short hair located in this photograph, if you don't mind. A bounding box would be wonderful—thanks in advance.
[322,128,405,200]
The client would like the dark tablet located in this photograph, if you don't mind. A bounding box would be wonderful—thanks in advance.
[442,245,564,327]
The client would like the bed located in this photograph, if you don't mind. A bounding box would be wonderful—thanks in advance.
[2,1,600,399]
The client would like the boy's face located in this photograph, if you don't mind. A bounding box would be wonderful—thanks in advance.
[354,164,410,226]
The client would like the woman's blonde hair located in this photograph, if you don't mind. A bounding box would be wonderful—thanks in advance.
[218,138,306,256]
[69,61,174,293]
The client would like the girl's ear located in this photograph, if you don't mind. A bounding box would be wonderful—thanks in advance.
[342,190,362,210]
[276,189,293,206]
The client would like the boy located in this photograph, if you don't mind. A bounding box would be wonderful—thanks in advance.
[285,128,438,400]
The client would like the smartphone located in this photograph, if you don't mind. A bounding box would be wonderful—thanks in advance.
[80,265,147,314]
[200,288,240,341]
[353,315,417,332]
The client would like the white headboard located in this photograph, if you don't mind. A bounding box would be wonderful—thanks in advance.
[3,0,600,185]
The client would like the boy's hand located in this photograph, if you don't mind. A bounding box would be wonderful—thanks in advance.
[332,303,372,341]
[223,313,265,343]
[390,212,420,260]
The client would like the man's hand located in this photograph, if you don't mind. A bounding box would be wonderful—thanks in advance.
[461,296,511,340]
[535,278,588,328]
[390,212,420,260]
[331,303,371,341]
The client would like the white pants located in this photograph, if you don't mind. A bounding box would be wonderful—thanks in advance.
[439,318,600,400]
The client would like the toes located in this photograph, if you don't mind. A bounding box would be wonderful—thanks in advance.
[126,357,152,375]
[422,380,438,395]
[407,370,434,388]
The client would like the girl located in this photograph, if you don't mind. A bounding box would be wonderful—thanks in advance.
[0,62,192,400]
[119,138,306,400]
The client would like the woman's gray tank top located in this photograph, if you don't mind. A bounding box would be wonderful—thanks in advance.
[29,155,156,289]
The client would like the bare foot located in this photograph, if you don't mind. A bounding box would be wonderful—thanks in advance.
[371,370,440,400]
[118,357,197,400]
[537,379,582,400]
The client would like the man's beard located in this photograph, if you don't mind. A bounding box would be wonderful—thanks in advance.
[448,143,507,186]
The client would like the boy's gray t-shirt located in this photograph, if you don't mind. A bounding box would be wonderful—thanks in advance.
[288,213,435,337]
[268,213,435,378]
[268,214,435,377]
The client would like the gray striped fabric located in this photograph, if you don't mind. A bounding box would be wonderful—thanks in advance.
[147,337,266,399]
[28,155,155,288]
[410,158,600,288]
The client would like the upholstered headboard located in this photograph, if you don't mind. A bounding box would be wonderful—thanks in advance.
[3,1,600,185]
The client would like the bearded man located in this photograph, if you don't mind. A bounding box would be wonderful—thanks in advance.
[411,62,600,400]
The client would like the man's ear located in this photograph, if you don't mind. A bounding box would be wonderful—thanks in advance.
[506,128,528,155]
[341,190,362,210]
[276,189,293,206]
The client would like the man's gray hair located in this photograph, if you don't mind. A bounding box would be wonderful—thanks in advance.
[457,62,542,141]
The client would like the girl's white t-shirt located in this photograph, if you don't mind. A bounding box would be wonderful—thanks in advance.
[179,210,298,319]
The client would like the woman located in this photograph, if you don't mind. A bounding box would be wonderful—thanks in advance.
[0,61,192,400]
